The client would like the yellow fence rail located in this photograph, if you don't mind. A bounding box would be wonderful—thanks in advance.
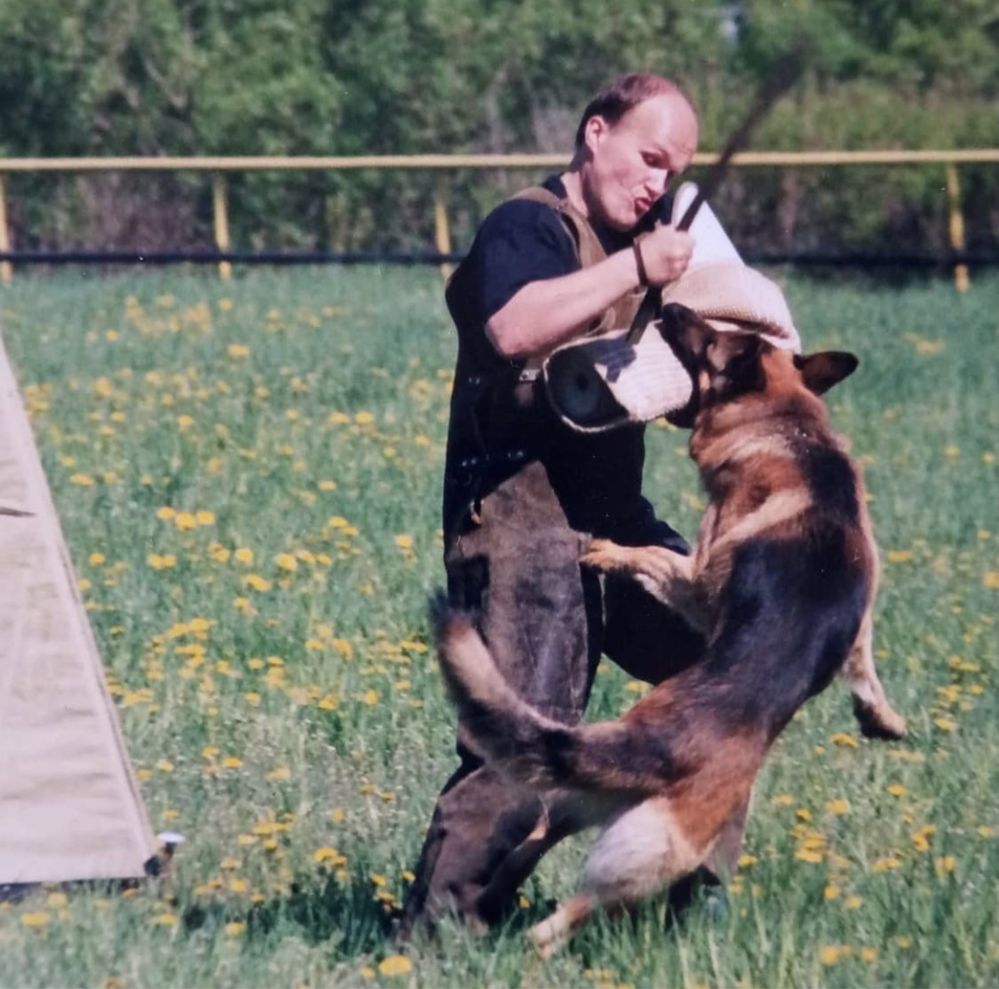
[2,149,998,287]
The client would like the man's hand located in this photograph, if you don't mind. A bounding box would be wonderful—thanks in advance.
[636,224,694,286]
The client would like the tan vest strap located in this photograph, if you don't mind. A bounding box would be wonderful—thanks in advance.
[508,186,607,270]
[506,185,646,363]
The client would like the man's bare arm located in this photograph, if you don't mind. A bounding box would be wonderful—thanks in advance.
[486,225,693,360]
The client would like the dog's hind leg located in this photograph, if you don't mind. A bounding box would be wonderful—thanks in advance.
[842,609,906,739]
[474,791,603,926]
[528,796,706,957]
[582,540,708,634]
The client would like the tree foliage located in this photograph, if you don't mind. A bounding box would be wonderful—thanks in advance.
[0,0,996,253]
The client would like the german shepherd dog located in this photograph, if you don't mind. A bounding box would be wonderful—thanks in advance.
[433,304,907,954]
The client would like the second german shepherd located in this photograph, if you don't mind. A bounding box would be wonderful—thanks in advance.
[434,304,906,954]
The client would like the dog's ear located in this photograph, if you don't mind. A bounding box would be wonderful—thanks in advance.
[794,351,859,395]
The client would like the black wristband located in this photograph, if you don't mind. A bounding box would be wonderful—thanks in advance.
[633,240,649,287]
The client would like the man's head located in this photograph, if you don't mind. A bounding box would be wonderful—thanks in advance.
[571,74,699,231]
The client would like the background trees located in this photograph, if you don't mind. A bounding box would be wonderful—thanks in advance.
[1,0,996,255]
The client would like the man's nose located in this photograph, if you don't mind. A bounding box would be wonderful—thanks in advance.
[645,168,670,199]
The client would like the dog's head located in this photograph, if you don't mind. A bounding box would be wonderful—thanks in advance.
[659,303,858,424]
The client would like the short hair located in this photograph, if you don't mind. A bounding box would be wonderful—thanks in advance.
[574,74,695,150]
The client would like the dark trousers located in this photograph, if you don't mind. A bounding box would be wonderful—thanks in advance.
[400,462,706,933]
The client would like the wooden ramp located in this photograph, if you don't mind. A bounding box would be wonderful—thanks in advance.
[0,327,156,885]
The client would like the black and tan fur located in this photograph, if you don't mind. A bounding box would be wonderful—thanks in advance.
[434,305,906,954]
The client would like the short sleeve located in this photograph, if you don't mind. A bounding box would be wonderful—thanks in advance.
[445,200,579,335]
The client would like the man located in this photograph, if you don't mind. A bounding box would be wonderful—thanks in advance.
[401,74,707,935]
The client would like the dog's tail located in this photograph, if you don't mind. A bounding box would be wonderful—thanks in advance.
[433,597,680,795]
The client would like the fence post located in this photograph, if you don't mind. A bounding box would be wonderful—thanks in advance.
[433,179,453,281]
[212,172,232,281]
[944,163,969,293]
[0,174,12,284]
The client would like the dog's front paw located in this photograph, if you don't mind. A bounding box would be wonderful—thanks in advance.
[580,538,627,572]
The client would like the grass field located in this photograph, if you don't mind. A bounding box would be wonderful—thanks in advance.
[1,266,997,988]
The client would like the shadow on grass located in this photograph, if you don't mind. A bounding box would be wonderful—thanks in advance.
[183,872,396,955]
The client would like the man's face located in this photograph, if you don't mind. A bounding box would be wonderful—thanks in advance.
[581,93,699,231]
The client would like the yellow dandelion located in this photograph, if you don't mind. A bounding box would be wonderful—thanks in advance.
[266,766,291,782]
[886,549,914,563]
[886,784,908,797]
[275,552,298,572]
[871,855,902,873]
[22,912,50,927]
[196,510,216,525]
[360,689,379,706]
[896,935,913,949]
[378,955,413,977]
[89,552,106,566]
[983,571,999,590]
[227,343,250,359]
[824,884,840,900]
[935,856,956,876]
[819,945,850,966]
[860,947,878,963]
[313,847,347,866]
[174,511,197,531]
[826,798,850,816]
[354,411,375,425]
[244,574,272,592]
[218,298,234,311]
[70,473,95,486]
[831,732,859,749]
[234,547,254,565]
[737,854,758,868]
[795,848,823,864]
[844,895,863,909]
[221,756,242,770]
[934,717,957,732]
[225,921,246,936]
[152,912,178,927]
[318,479,337,491]
[330,808,345,824]
[772,794,794,806]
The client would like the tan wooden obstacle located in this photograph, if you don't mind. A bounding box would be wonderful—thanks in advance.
[0,326,156,886]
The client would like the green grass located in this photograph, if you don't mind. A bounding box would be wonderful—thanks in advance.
[1,266,997,988]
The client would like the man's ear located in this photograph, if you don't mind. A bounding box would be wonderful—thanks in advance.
[793,351,859,395]
[583,114,608,152]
